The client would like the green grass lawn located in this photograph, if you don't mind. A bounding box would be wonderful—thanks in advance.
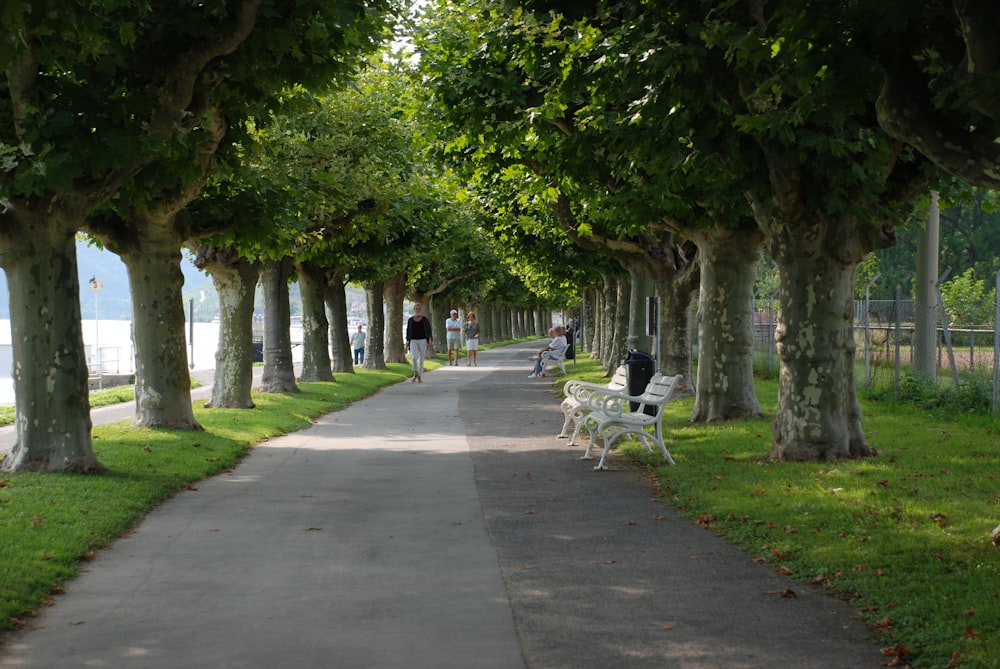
[1,349,998,668]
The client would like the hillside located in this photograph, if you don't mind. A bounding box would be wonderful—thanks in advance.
[0,242,367,322]
[0,242,213,320]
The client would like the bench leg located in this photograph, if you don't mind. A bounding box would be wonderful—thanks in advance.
[557,404,574,438]
[568,412,586,446]
[652,424,676,466]
[594,425,629,470]
[595,435,615,470]
[580,418,599,460]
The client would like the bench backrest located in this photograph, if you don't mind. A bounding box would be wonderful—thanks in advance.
[635,374,682,412]
[608,365,627,389]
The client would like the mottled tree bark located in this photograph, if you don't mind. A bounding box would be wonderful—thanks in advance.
[656,269,697,393]
[627,264,656,353]
[0,207,102,472]
[259,258,299,394]
[501,306,513,341]
[325,270,352,374]
[207,262,258,408]
[690,224,765,422]
[383,275,407,364]
[193,244,258,409]
[117,213,200,429]
[363,280,387,369]
[750,163,892,460]
[296,261,334,382]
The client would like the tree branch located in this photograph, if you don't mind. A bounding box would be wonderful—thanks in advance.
[150,0,263,134]
[877,70,1000,189]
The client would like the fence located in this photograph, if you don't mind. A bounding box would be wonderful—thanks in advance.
[752,287,1000,411]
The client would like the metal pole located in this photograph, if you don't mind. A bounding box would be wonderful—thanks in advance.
[88,276,103,386]
[189,298,195,369]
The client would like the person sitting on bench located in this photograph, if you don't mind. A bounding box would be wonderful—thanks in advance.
[529,325,567,378]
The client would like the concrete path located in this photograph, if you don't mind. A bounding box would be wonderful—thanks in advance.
[0,343,886,668]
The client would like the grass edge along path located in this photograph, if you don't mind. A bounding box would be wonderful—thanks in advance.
[556,359,999,669]
[0,361,428,640]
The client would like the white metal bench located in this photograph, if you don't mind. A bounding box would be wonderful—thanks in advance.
[539,348,567,376]
[580,374,682,470]
[557,365,628,444]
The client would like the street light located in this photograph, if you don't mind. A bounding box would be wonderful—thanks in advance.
[89,276,103,376]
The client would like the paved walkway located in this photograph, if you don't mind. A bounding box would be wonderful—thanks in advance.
[0,343,885,668]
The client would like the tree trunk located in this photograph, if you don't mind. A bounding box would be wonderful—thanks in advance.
[0,208,103,473]
[259,258,299,393]
[486,304,498,344]
[325,270,352,374]
[591,286,604,360]
[604,275,628,368]
[770,244,870,460]
[296,261,334,382]
[364,280,387,369]
[627,264,656,353]
[118,214,200,429]
[194,244,258,409]
[656,271,696,390]
[752,186,887,460]
[690,224,765,422]
[383,275,407,364]
[425,295,439,355]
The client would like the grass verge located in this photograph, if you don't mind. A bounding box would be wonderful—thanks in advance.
[0,361,426,634]
[557,358,999,669]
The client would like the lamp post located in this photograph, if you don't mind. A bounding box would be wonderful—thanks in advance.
[89,276,103,377]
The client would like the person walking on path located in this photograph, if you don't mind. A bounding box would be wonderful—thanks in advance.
[464,312,480,366]
[445,309,463,366]
[405,303,432,382]
[350,324,366,366]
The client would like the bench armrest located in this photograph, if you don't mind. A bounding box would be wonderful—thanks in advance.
[566,379,621,400]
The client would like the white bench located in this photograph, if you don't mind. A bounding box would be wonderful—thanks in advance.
[557,365,628,444]
[539,348,567,376]
[580,374,682,470]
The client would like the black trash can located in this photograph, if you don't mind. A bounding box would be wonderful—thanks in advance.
[624,349,655,414]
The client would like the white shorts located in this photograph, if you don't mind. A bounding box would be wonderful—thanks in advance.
[465,338,478,351]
